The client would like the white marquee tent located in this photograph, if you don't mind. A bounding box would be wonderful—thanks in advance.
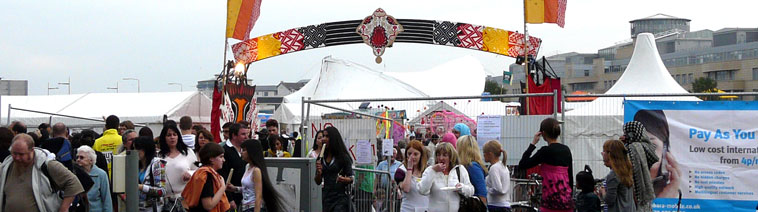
[1,91,212,131]
[567,33,700,117]
[274,55,494,125]
[546,33,702,178]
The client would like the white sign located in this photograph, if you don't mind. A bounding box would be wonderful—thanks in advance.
[356,140,372,164]
[382,139,394,157]
[477,115,502,147]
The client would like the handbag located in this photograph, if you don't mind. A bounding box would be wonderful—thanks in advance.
[454,166,487,212]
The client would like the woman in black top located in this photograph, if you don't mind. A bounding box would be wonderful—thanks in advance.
[314,126,354,212]
[518,118,574,212]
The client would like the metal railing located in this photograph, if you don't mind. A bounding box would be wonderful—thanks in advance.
[353,167,399,212]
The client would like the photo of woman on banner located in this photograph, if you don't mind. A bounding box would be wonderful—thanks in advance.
[633,110,682,198]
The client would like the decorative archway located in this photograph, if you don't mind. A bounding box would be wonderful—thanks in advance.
[231,8,542,65]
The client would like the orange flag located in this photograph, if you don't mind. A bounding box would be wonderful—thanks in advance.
[525,0,566,27]
[226,0,262,40]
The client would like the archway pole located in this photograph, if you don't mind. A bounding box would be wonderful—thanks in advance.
[523,0,530,115]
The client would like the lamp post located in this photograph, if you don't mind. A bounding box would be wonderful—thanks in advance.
[58,77,71,94]
[107,81,119,93]
[123,77,140,93]
[47,82,59,95]
[168,82,183,92]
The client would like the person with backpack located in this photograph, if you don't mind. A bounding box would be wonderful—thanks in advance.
[41,123,96,212]
[41,123,74,168]
[0,133,84,211]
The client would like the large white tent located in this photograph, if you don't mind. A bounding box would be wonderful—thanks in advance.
[549,33,702,178]
[275,55,493,125]
[1,91,212,131]
[567,33,700,117]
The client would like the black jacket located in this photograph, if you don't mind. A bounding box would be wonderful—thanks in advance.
[218,143,247,205]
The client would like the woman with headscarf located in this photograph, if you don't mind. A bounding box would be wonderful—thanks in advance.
[452,123,471,138]
[621,121,658,212]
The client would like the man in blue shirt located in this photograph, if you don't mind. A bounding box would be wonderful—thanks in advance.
[375,148,403,188]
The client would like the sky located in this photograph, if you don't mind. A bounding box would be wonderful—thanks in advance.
[1,0,756,95]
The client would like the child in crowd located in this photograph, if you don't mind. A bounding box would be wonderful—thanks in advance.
[483,140,512,212]
[575,165,601,212]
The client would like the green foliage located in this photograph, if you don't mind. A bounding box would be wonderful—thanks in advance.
[692,77,717,93]
[692,77,718,100]
[484,80,505,95]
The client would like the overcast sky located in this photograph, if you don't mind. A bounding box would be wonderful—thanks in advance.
[2,0,756,95]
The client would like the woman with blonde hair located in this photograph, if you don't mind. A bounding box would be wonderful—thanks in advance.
[599,140,635,212]
[418,142,474,212]
[397,140,429,212]
[483,140,511,212]
[456,135,488,205]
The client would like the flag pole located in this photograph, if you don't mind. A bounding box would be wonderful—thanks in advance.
[222,0,229,86]
[523,0,530,115]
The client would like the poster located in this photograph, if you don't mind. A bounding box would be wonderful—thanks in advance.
[382,139,394,157]
[477,115,502,147]
[356,140,372,164]
[625,100,758,212]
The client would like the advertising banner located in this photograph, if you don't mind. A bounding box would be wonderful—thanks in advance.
[625,100,758,212]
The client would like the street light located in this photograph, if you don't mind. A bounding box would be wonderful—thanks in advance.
[47,82,59,95]
[107,81,119,93]
[123,77,140,93]
[58,77,71,94]
[168,82,183,92]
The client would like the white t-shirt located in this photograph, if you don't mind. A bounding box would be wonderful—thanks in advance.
[485,161,512,208]
[398,165,429,212]
[163,150,197,196]
[182,134,195,150]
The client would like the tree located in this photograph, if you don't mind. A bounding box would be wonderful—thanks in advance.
[692,77,717,100]
[484,79,506,95]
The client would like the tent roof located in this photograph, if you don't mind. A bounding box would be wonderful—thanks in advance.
[275,56,494,124]
[384,56,486,97]
[567,33,699,116]
[1,91,211,126]
[284,56,429,103]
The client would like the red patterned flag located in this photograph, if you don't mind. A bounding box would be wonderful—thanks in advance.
[226,0,263,40]
[525,0,567,28]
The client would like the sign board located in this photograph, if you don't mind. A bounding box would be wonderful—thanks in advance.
[477,115,502,147]
[355,140,372,164]
[382,139,394,157]
[625,100,758,212]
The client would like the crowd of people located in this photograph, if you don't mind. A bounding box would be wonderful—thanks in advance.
[306,117,664,212]
[0,114,668,212]
[0,116,287,212]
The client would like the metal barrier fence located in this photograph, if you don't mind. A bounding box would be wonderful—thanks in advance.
[295,91,758,211]
[353,167,400,212]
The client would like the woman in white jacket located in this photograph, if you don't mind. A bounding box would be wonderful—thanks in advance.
[417,142,475,212]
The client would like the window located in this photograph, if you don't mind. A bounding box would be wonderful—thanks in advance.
[264,91,269,96]
[571,82,595,91]
[707,70,736,81]
[688,73,694,84]
[753,68,758,80]
[584,70,590,77]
